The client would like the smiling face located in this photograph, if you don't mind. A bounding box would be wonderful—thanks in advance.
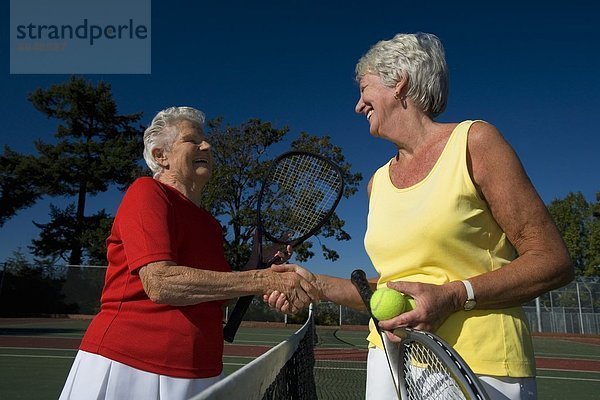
[155,119,213,191]
[355,73,400,138]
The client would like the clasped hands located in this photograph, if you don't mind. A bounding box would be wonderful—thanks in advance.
[264,263,319,315]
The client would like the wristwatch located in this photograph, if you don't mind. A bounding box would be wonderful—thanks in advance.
[462,280,476,311]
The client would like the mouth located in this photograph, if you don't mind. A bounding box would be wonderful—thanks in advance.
[193,158,209,167]
[367,110,374,121]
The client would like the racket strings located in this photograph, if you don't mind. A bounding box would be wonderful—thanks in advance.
[402,341,467,400]
[265,154,343,241]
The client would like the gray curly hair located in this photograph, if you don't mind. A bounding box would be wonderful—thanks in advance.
[355,32,448,117]
[143,106,206,178]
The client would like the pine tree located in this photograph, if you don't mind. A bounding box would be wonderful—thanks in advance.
[24,76,144,265]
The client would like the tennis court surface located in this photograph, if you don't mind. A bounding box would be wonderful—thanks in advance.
[1,317,599,399]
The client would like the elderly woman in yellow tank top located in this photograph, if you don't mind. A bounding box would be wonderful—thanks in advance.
[267,32,573,399]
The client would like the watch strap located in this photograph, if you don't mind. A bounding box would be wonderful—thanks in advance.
[462,279,476,310]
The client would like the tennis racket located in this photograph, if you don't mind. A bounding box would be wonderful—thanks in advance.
[223,151,344,343]
[350,269,489,400]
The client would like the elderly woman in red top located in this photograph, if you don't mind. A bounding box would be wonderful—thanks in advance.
[59,106,318,400]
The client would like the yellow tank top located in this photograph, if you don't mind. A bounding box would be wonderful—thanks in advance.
[364,120,535,377]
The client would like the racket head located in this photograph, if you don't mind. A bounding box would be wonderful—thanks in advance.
[257,151,344,246]
[393,328,490,400]
[351,269,488,400]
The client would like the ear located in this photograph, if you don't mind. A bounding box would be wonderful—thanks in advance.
[394,73,409,98]
[152,148,169,167]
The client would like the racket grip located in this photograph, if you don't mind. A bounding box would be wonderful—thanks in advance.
[223,294,254,343]
[350,269,376,321]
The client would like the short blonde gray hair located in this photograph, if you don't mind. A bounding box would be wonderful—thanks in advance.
[355,32,448,117]
[143,106,206,178]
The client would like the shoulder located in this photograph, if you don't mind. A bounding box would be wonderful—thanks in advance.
[466,120,510,151]
[127,177,163,194]
[465,121,531,204]
[123,177,170,204]
[466,121,520,175]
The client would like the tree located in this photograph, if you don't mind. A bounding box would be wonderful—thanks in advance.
[0,148,44,227]
[547,191,600,276]
[29,205,113,266]
[587,192,600,275]
[0,250,75,316]
[24,76,145,265]
[201,118,362,270]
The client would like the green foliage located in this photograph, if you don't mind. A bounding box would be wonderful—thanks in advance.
[3,79,360,289]
[3,76,145,265]
[0,147,45,227]
[30,205,113,265]
[0,251,76,316]
[548,191,600,276]
[201,119,362,270]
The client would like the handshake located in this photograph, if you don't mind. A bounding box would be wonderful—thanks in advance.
[261,264,319,315]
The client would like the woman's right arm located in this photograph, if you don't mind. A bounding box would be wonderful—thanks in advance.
[315,274,376,311]
[139,261,318,313]
[265,265,377,313]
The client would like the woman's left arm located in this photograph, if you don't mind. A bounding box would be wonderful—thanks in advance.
[380,122,573,332]
[461,121,573,308]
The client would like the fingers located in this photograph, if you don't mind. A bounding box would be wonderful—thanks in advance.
[299,275,319,302]
[386,280,416,294]
[377,280,455,332]
[384,330,402,343]
[269,267,319,313]
[270,263,316,284]
[274,245,293,263]
[265,290,288,310]
[270,264,297,273]
[265,243,293,264]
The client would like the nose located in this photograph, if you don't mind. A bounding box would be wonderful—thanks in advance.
[355,96,365,114]
[199,141,211,151]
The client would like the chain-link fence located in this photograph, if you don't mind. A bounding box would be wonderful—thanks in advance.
[1,264,598,334]
[523,278,600,334]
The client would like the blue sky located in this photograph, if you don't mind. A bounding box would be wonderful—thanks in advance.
[2,1,599,278]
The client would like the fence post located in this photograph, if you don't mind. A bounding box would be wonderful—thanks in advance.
[535,297,542,332]
[0,262,6,298]
[576,282,585,334]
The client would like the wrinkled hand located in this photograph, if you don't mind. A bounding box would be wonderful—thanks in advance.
[377,281,462,341]
[263,264,319,314]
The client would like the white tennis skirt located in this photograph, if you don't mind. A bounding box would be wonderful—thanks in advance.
[59,351,223,400]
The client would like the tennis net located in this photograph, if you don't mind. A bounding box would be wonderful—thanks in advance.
[192,304,317,400]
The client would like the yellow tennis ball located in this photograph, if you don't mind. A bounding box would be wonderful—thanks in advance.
[370,288,406,320]
[405,297,416,311]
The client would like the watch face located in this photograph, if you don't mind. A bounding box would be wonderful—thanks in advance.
[464,300,476,311]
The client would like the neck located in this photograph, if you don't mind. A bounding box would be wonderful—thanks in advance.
[157,174,204,205]
[391,114,439,160]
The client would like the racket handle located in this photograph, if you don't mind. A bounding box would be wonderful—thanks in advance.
[350,269,378,323]
[223,294,254,343]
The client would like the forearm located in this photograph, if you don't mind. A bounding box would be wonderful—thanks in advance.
[466,248,573,309]
[140,263,275,306]
[315,274,372,311]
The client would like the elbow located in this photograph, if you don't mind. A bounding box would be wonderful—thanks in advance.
[145,281,168,304]
[553,252,575,288]
[140,270,170,304]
